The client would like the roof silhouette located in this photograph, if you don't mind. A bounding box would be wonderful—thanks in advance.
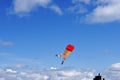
[93,73,105,80]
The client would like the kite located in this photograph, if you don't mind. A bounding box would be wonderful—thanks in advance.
[56,44,75,65]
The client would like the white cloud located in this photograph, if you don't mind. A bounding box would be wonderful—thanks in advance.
[0,40,13,46]
[58,70,81,77]
[111,63,120,70]
[69,0,120,23]
[12,64,26,69]
[6,69,17,73]
[50,5,63,15]
[0,78,5,80]
[0,63,120,80]
[67,4,88,14]
[68,0,89,14]
[9,0,120,23]
[104,63,120,80]
[50,67,57,70]
[85,0,120,23]
[10,0,62,16]
[13,0,51,13]
[0,66,95,80]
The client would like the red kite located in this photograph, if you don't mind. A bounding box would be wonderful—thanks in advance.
[56,44,75,65]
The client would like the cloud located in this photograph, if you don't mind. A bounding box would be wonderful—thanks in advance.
[67,4,88,15]
[10,0,62,16]
[13,0,51,13]
[85,0,120,23]
[104,63,120,80]
[69,0,120,23]
[0,63,120,80]
[49,5,63,15]
[111,63,120,70]
[9,0,120,23]
[0,66,95,80]
[0,40,13,46]
[68,0,90,14]
[12,64,26,69]
[6,69,17,73]
[50,67,57,70]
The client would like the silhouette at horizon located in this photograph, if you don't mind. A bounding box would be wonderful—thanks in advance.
[93,73,105,80]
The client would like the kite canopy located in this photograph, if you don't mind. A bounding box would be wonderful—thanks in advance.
[66,44,75,52]
[56,44,75,65]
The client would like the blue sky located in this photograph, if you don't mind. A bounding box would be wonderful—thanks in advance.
[0,0,120,77]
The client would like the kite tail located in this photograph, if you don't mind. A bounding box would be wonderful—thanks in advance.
[61,58,66,65]
[61,60,64,65]
[56,54,63,57]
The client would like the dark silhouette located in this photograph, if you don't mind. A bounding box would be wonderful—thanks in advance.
[93,73,105,80]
